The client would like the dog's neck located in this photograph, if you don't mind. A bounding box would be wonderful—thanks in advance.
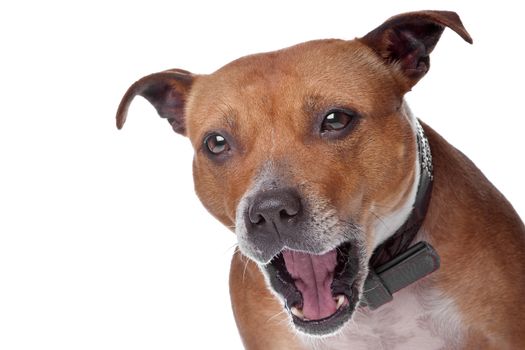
[370,119,434,267]
[362,119,437,310]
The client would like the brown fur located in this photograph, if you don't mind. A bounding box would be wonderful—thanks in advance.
[229,251,302,349]
[117,10,525,349]
[423,124,525,348]
[187,40,416,248]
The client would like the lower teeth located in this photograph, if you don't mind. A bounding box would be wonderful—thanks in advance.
[290,295,346,320]
[335,294,345,309]
[291,306,305,319]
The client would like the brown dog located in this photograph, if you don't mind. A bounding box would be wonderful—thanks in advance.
[116,10,525,349]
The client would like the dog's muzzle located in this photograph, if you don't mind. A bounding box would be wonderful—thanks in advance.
[238,187,364,336]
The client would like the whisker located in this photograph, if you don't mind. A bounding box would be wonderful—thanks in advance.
[370,203,397,210]
[265,308,288,324]
[362,284,380,293]
[369,210,389,231]
[224,242,239,255]
[242,255,251,283]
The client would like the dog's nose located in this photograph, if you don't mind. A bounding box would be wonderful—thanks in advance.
[248,189,302,231]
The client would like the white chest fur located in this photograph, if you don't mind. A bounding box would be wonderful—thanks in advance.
[301,281,464,350]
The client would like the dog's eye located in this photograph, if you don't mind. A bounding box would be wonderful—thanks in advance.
[321,111,353,133]
[204,133,230,155]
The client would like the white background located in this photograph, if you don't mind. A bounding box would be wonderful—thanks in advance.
[1,1,524,349]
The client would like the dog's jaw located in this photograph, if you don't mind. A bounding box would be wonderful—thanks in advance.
[234,165,420,337]
[255,243,370,338]
[234,163,371,336]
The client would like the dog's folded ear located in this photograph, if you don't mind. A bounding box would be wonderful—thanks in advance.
[116,69,194,135]
[359,11,472,89]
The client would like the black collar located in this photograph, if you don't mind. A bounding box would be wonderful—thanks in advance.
[363,119,439,310]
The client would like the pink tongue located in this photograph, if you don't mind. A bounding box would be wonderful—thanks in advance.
[282,249,337,320]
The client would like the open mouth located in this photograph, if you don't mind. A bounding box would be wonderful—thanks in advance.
[264,241,361,336]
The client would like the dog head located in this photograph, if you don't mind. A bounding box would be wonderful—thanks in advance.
[117,11,471,336]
